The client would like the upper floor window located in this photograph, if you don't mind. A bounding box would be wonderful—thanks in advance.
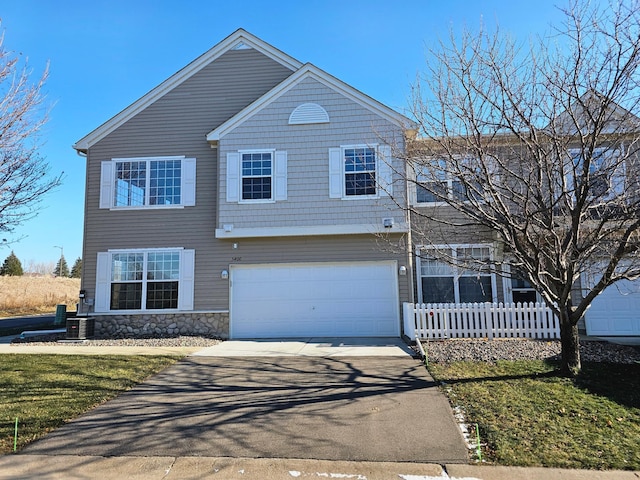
[329,144,393,199]
[568,147,624,200]
[241,151,273,200]
[344,147,377,196]
[100,156,196,209]
[414,158,473,204]
[226,150,287,203]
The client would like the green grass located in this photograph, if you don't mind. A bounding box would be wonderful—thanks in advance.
[428,360,640,470]
[0,354,181,454]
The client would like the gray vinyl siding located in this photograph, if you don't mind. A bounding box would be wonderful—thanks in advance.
[80,48,295,309]
[219,77,407,229]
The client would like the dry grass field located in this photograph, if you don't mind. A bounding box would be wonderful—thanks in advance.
[0,276,81,317]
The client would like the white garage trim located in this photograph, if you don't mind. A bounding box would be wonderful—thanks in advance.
[230,261,400,339]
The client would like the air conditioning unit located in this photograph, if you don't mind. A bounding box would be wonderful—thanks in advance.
[66,318,95,340]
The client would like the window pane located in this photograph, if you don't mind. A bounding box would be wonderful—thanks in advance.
[111,253,144,281]
[147,251,180,280]
[150,160,181,205]
[417,181,448,203]
[458,276,493,303]
[146,281,178,309]
[110,283,142,310]
[344,148,375,172]
[115,161,146,206]
[422,277,455,303]
[242,177,272,200]
[345,172,376,196]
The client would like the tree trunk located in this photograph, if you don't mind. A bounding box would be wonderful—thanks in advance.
[559,311,581,376]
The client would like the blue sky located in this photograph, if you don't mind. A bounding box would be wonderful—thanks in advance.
[1,0,564,268]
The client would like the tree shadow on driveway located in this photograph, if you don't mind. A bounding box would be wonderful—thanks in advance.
[22,356,469,463]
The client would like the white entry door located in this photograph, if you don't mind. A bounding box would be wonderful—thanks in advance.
[230,261,400,339]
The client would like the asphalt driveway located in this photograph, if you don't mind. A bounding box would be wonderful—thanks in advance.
[23,355,469,463]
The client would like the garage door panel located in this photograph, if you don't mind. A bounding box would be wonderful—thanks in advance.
[585,278,640,336]
[231,262,399,338]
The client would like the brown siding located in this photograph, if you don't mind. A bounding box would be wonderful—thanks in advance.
[81,48,295,309]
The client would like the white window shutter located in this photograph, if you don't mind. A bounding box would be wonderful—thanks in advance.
[182,158,196,206]
[274,150,287,201]
[178,249,195,310]
[226,152,240,202]
[95,252,111,312]
[100,161,114,208]
[328,147,343,198]
[378,145,393,196]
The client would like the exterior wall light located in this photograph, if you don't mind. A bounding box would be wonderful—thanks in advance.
[221,270,229,279]
[399,266,407,276]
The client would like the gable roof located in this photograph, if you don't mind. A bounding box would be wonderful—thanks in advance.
[73,29,303,152]
[206,63,414,142]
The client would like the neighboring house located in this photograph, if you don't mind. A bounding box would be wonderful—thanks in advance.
[406,120,640,339]
[73,29,414,339]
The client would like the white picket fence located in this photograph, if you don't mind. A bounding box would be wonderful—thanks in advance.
[403,302,560,340]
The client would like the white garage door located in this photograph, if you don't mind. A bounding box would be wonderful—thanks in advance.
[586,279,640,336]
[230,261,400,339]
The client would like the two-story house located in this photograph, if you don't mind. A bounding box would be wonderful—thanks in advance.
[73,29,414,339]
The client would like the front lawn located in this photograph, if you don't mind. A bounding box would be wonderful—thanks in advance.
[0,354,181,454]
[428,360,640,470]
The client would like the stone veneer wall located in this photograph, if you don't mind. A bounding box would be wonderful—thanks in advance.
[93,312,230,339]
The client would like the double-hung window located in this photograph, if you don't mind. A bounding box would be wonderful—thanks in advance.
[100,156,196,209]
[241,151,272,200]
[415,159,467,204]
[328,144,393,199]
[418,245,495,304]
[226,150,287,203]
[568,147,624,201]
[95,248,195,312]
[344,147,377,196]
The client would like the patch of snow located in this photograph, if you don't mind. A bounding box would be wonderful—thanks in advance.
[289,472,302,478]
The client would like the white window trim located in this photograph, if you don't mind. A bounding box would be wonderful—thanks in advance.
[416,244,498,304]
[226,149,287,204]
[100,155,196,210]
[95,247,195,313]
[329,144,393,200]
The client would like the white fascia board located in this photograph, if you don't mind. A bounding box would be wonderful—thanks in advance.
[73,29,303,152]
[207,64,415,142]
[215,222,410,239]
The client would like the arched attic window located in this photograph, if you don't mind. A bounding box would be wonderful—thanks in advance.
[288,103,330,125]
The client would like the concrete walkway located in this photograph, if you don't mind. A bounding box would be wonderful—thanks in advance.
[0,455,637,479]
[0,336,414,357]
[192,337,416,357]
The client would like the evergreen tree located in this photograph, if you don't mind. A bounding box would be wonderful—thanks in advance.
[70,257,82,278]
[0,251,23,276]
[54,254,69,277]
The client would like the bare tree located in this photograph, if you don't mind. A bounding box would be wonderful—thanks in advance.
[0,25,61,236]
[401,0,640,375]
